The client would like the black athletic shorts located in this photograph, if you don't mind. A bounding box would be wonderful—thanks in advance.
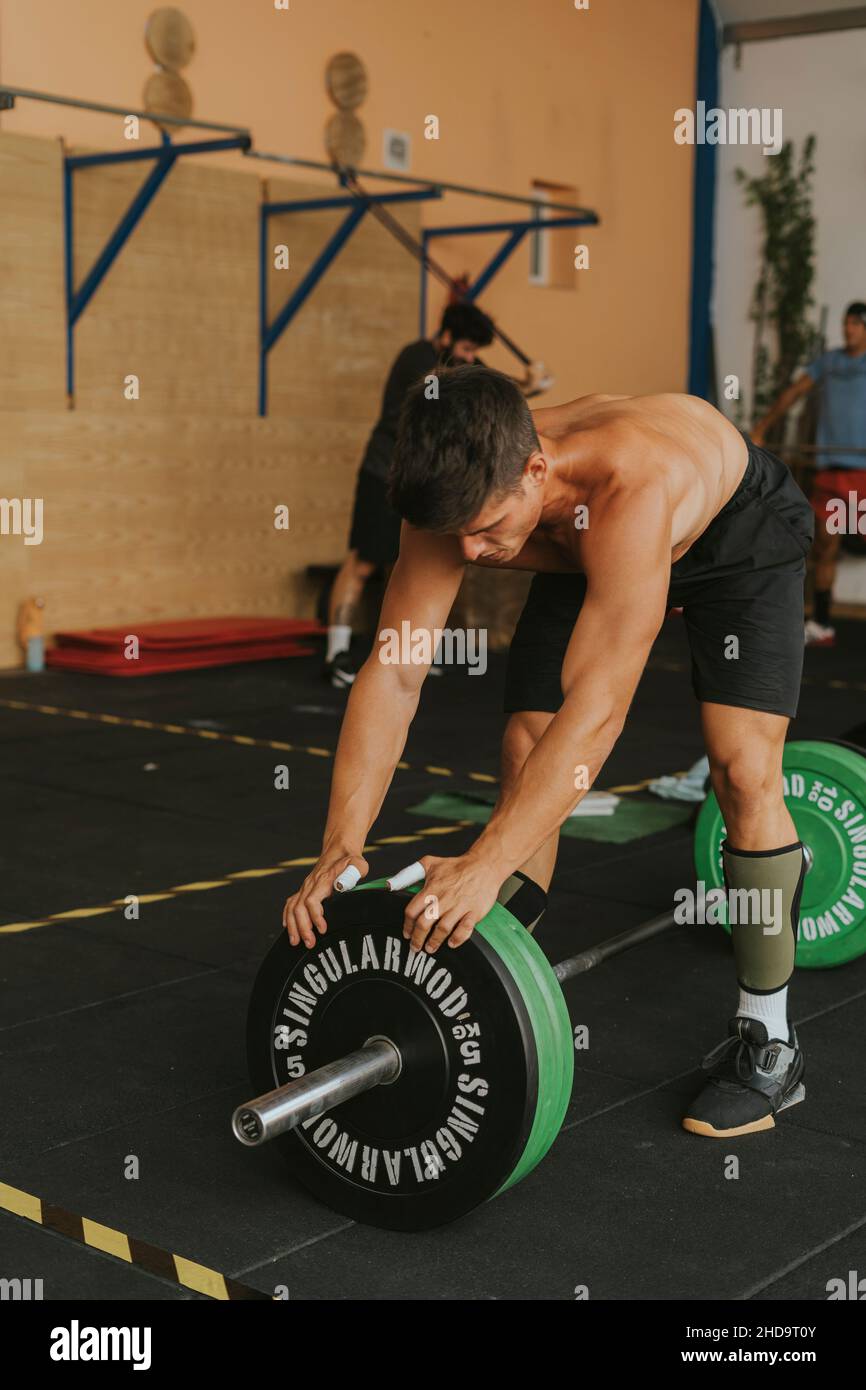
[504,437,815,719]
[348,467,402,567]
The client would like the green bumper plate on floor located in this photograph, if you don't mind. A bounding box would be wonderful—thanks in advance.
[408,790,693,843]
[694,739,866,969]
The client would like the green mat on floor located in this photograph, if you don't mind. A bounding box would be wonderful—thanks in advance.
[408,789,694,843]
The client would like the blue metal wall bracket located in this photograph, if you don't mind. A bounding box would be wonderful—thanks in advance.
[259,186,439,415]
[419,212,598,336]
[63,132,251,402]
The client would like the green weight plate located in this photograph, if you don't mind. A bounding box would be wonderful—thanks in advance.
[474,903,573,1194]
[694,739,866,968]
[508,931,572,1189]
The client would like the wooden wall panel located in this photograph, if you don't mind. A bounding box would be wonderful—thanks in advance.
[0,455,28,670]
[0,133,66,411]
[0,410,362,668]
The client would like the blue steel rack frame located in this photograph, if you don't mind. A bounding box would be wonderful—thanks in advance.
[1,86,601,410]
[258,186,440,416]
[64,131,251,401]
[0,85,252,403]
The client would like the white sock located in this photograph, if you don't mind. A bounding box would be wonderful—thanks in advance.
[737,986,789,1043]
[327,625,352,663]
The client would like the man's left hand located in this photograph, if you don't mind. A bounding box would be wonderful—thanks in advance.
[401,854,502,953]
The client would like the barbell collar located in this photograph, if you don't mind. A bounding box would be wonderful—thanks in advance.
[232,1037,401,1146]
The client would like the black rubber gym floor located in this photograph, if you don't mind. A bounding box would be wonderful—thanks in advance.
[2,618,866,1301]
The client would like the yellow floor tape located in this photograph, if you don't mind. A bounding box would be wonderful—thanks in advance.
[0,697,499,783]
[0,823,473,935]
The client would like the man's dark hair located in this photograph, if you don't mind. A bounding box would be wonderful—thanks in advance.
[438,302,495,347]
[845,301,866,324]
[389,364,539,530]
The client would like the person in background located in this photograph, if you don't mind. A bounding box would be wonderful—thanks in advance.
[752,301,866,646]
[324,302,551,687]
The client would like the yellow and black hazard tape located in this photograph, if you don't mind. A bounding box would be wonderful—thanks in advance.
[0,697,498,785]
[0,821,474,936]
[0,1179,273,1300]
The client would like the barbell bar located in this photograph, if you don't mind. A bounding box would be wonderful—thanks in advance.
[233,1037,401,1146]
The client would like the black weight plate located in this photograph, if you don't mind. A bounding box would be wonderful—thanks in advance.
[246,890,539,1231]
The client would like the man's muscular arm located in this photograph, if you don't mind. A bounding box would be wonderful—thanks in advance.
[282,525,464,946]
[751,373,813,444]
[475,485,670,868]
[404,481,672,949]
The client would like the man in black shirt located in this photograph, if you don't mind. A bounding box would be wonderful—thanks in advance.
[325,302,548,687]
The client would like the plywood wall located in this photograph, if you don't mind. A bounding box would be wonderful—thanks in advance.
[0,130,422,668]
[0,132,66,411]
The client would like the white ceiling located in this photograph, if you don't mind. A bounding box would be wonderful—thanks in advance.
[716,0,866,23]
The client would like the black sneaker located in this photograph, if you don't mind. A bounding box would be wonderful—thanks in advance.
[323,649,358,690]
[682,1017,805,1138]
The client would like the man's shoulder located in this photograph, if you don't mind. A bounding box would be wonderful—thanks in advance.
[533,394,632,445]
[810,348,851,374]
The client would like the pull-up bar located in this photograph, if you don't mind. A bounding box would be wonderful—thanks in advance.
[245,148,594,218]
[1,82,600,407]
[0,85,589,218]
[0,84,250,136]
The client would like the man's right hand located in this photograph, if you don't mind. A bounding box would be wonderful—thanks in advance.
[282,849,369,948]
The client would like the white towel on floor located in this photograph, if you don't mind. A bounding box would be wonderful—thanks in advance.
[648,755,710,803]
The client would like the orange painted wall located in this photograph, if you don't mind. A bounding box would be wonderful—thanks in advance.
[0,0,699,395]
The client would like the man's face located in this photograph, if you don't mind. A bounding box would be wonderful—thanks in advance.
[457,460,546,564]
[439,331,481,364]
[843,314,866,352]
[451,337,481,363]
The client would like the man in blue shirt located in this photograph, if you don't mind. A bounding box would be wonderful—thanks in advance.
[752,301,866,645]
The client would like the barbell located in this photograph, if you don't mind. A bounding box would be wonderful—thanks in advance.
[232,737,866,1231]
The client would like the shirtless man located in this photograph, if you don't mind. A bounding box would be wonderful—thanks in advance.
[284,365,815,1139]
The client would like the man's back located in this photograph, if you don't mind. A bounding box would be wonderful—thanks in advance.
[362,339,439,479]
[512,392,750,570]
